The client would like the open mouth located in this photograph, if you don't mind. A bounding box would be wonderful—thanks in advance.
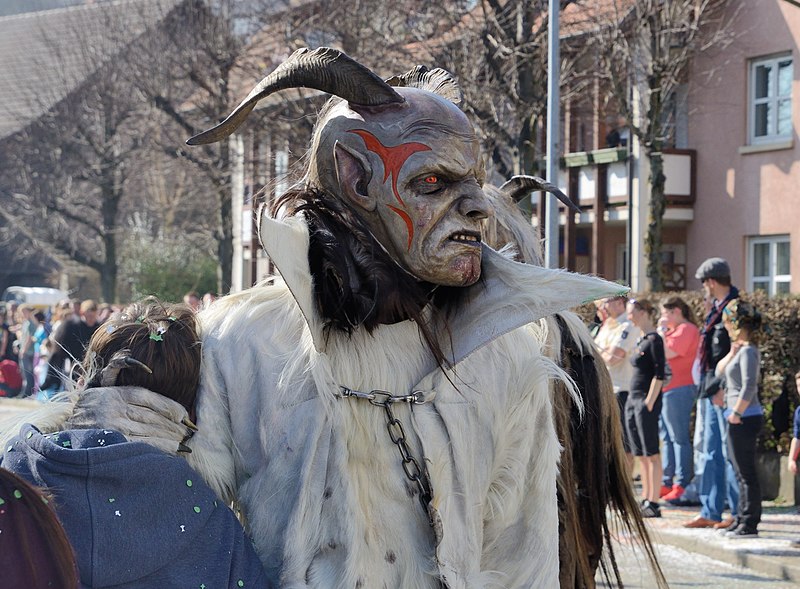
[448,231,482,246]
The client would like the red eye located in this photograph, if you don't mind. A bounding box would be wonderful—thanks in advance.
[423,175,439,184]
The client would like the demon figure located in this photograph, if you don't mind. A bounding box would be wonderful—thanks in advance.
[179,47,629,587]
[3,48,665,588]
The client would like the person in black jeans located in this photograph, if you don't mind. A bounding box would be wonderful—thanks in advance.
[625,298,666,518]
[715,300,764,538]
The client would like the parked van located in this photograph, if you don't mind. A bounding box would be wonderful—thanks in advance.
[1,286,69,311]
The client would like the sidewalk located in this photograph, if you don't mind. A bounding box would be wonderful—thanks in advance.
[646,502,800,583]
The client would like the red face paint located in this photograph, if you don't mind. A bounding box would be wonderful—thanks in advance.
[349,129,431,250]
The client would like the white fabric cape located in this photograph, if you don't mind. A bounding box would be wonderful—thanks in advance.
[188,215,625,588]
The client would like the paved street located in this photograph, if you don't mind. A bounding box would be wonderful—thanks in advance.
[0,397,40,419]
[607,536,799,588]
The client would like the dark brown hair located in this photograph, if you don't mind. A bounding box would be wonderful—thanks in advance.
[0,468,78,589]
[630,298,657,322]
[81,298,201,412]
[661,295,697,325]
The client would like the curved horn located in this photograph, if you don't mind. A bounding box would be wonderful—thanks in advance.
[187,47,405,146]
[499,175,580,213]
[385,65,462,105]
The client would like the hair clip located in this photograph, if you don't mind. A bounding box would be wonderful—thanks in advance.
[106,324,117,334]
[149,333,163,342]
[136,315,145,323]
[168,316,177,322]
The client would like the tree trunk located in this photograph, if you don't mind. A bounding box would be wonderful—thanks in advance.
[217,185,234,295]
[100,248,118,303]
[644,148,666,291]
[216,138,233,294]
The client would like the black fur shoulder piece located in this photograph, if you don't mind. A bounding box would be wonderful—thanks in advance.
[273,187,427,330]
[271,186,459,368]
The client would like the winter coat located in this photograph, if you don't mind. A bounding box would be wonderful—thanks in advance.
[1,421,270,589]
[187,215,623,588]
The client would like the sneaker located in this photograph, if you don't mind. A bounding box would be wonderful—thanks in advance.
[662,484,685,501]
[641,500,662,518]
[726,526,758,539]
[659,485,673,498]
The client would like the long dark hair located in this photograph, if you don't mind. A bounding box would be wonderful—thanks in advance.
[81,299,201,413]
[0,468,78,589]
[272,185,464,368]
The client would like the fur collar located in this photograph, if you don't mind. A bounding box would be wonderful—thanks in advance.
[258,210,625,366]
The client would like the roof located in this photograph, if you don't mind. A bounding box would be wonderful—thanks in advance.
[392,0,635,69]
[561,0,634,37]
[0,0,182,140]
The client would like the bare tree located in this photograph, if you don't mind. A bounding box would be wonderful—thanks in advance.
[425,1,591,181]
[123,0,248,294]
[0,5,169,302]
[0,0,222,301]
[590,0,735,290]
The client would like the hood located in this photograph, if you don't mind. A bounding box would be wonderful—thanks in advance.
[2,423,220,587]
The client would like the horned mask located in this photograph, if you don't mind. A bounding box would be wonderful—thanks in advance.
[188,47,573,287]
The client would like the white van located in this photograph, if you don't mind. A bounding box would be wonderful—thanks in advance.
[1,286,69,311]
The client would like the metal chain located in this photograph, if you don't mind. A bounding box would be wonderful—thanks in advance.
[338,386,433,509]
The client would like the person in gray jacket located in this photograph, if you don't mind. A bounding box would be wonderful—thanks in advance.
[714,300,764,538]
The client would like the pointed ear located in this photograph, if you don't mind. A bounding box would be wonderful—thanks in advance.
[334,141,375,211]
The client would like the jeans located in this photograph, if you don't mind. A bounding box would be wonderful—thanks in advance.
[728,415,763,530]
[680,395,707,503]
[699,398,740,521]
[660,384,696,487]
[20,354,35,397]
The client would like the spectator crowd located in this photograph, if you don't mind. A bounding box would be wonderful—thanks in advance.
[592,256,784,542]
[0,291,216,401]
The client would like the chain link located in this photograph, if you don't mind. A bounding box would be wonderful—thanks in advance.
[338,386,433,509]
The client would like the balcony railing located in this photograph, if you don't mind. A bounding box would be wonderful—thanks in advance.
[555,147,696,210]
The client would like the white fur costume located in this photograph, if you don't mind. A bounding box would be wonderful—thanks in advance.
[187,214,623,588]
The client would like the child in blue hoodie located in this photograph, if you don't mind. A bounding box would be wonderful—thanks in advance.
[2,298,271,589]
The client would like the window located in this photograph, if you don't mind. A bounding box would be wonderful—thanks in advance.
[748,235,791,295]
[274,148,288,198]
[749,54,793,145]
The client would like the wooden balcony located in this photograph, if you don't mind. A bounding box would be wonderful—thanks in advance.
[558,147,697,213]
[532,146,696,287]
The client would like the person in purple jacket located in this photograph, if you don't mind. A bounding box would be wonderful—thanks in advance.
[1,298,271,588]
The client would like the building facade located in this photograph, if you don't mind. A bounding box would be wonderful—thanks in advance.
[229,0,798,297]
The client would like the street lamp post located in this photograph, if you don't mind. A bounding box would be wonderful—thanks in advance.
[544,0,560,269]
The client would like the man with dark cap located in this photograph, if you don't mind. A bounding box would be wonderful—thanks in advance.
[683,257,740,529]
